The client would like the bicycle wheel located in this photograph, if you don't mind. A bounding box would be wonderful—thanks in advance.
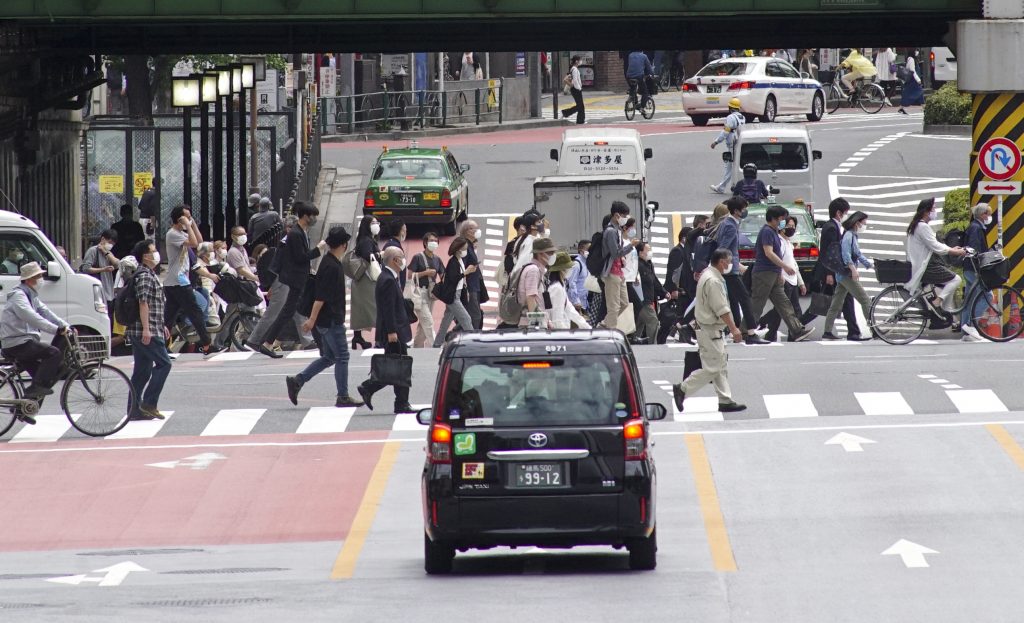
[229,312,261,351]
[858,83,886,114]
[869,285,927,345]
[0,369,22,438]
[641,97,656,120]
[825,85,843,114]
[61,362,135,437]
[969,284,1024,342]
[624,97,636,121]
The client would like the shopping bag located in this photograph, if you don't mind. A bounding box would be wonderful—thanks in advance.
[683,350,702,380]
[370,353,413,387]
[807,291,832,317]
[617,305,636,335]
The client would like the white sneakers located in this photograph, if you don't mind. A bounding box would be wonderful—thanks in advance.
[961,326,984,342]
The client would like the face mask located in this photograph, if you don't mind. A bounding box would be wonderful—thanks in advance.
[216,250,227,259]
[150,251,161,265]
[929,209,938,220]
[783,227,796,238]
[427,241,439,251]
[777,221,786,232]
[858,223,868,233]
[740,209,749,219]
[235,235,248,246]
[308,216,318,227]
[458,250,468,259]
[398,232,407,242]
[983,216,993,226]
[627,228,637,239]
[546,253,557,266]
[582,251,589,259]
[370,223,381,236]
[12,252,23,261]
[473,229,482,241]
[398,258,406,270]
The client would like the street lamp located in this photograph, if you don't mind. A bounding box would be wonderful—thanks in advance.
[240,56,267,200]
[197,72,218,240]
[171,76,200,210]
[236,62,256,226]
[213,66,231,240]
[221,65,240,233]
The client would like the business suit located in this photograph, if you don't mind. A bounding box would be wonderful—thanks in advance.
[358,266,412,410]
[808,219,858,335]
[260,224,321,345]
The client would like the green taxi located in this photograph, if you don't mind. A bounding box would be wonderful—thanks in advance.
[363,144,470,234]
[738,201,821,281]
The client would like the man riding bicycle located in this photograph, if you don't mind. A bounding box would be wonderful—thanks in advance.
[839,48,877,97]
[0,262,70,403]
[625,50,655,109]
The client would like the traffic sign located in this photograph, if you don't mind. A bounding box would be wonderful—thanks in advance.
[978,137,1022,181]
[979,180,1023,196]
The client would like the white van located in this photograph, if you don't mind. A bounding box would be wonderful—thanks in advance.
[0,211,111,348]
[931,47,957,86]
[549,127,653,178]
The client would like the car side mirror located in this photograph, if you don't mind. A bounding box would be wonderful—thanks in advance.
[770,187,782,195]
[416,408,433,425]
[814,219,828,229]
[799,71,810,79]
[645,403,668,421]
[460,164,471,173]
[722,152,733,163]
[812,150,822,160]
[643,147,654,160]
[45,260,61,281]
[550,148,559,161]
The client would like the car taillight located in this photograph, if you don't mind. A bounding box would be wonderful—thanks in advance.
[363,189,375,208]
[440,189,452,208]
[728,81,756,91]
[930,50,935,63]
[623,418,646,460]
[681,83,697,92]
[794,247,819,259]
[739,249,755,260]
[429,423,452,464]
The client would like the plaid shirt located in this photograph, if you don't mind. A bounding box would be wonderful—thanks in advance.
[124,265,166,343]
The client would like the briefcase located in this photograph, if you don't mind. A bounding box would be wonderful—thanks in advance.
[683,350,702,380]
[807,292,832,317]
[370,353,413,388]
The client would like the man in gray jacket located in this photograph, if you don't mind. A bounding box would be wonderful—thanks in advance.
[600,201,636,330]
[0,262,70,404]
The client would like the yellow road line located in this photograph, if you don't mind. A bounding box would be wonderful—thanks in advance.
[986,424,1024,471]
[671,213,682,247]
[330,440,401,579]
[506,215,516,242]
[684,434,738,572]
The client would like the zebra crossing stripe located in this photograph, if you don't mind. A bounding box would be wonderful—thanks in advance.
[10,414,75,443]
[854,393,913,416]
[296,407,356,434]
[945,389,1008,414]
[391,406,433,431]
[764,394,818,418]
[200,409,265,436]
[107,411,176,440]
[209,351,254,362]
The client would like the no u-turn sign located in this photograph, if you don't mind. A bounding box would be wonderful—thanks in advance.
[979,137,1022,181]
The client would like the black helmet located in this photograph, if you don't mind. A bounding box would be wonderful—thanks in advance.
[743,163,758,178]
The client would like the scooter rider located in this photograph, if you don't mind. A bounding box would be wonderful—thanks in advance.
[710,98,745,194]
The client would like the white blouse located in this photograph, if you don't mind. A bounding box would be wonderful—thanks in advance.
[548,282,591,330]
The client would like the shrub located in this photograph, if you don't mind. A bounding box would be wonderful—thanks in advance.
[924,81,973,126]
[941,187,971,236]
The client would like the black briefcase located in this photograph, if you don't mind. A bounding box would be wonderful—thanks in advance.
[370,353,413,388]
[683,350,702,380]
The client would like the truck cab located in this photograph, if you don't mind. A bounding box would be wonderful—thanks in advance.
[723,124,822,217]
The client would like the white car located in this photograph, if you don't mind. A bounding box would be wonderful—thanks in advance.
[681,57,826,126]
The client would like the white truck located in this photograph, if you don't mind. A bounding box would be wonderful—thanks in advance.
[721,124,822,215]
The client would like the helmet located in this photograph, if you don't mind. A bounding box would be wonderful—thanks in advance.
[743,163,757,178]
[728,97,742,110]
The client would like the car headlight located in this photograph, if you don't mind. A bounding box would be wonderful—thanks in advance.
[93,284,107,313]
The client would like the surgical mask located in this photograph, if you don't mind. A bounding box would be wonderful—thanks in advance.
[370,223,381,236]
[857,223,868,233]
[216,249,227,259]
[458,250,468,259]
[929,209,938,220]
[546,253,557,266]
[740,209,749,219]
[235,235,248,246]
[582,251,589,259]
[983,216,993,226]
[399,232,407,242]
[308,216,318,227]
[777,221,786,232]
[627,228,637,239]
[149,251,161,265]
[472,229,482,241]
[783,227,796,238]
[100,242,110,252]
[398,258,406,270]
[12,251,23,261]
[427,241,439,251]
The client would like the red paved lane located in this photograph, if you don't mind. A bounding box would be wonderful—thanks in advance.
[0,432,388,552]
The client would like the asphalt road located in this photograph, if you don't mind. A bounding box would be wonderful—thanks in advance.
[3,99,1020,622]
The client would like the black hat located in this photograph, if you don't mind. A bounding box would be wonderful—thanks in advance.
[326,226,351,248]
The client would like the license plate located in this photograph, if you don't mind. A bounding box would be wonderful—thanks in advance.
[706,85,721,94]
[510,463,567,488]
[422,192,439,201]
[398,194,418,204]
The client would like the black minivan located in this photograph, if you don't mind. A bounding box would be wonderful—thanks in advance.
[417,330,667,574]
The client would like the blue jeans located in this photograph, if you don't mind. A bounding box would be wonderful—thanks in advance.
[296,323,350,397]
[130,336,172,410]
[961,270,992,327]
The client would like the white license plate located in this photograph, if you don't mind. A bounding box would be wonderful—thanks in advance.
[398,194,418,204]
[510,462,567,488]
[706,85,722,94]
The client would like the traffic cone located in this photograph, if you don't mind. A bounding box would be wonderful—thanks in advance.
[1010,292,1022,338]
[982,306,1002,340]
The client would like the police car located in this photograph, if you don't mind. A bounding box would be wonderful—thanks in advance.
[681,56,826,126]
[416,330,667,573]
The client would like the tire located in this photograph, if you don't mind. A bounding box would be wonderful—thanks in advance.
[690,114,709,127]
[62,362,135,437]
[424,533,455,574]
[659,72,670,91]
[807,91,825,122]
[825,85,843,114]
[0,370,22,438]
[628,527,657,570]
[969,284,1024,342]
[641,97,656,120]
[743,113,758,124]
[869,285,927,345]
[229,312,260,351]
[624,97,636,121]
[760,96,777,123]
[858,83,886,114]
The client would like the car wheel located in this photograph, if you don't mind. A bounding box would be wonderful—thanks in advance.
[807,91,825,122]
[689,114,709,127]
[743,113,758,124]
[761,96,777,123]
[424,533,455,574]
[627,526,657,570]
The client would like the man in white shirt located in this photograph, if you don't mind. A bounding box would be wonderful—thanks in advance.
[560,55,585,124]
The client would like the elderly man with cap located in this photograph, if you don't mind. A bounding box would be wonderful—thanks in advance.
[518,237,558,327]
[242,193,262,227]
[248,196,282,248]
[0,262,70,407]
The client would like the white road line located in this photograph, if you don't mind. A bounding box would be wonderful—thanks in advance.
[855,392,914,416]
[485,228,504,237]
[650,226,670,234]
[362,348,384,357]
[200,409,265,436]
[10,414,74,443]
[764,394,818,418]
[285,351,321,359]
[946,389,1008,414]
[929,378,950,384]
[107,411,176,440]
[486,218,506,226]
[296,407,356,434]
[674,397,724,422]
[208,351,254,362]
[943,384,962,389]
[391,406,433,431]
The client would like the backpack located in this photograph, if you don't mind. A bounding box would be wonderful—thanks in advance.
[498,264,530,325]
[692,236,719,273]
[585,230,606,276]
[340,247,368,280]
[113,272,140,326]
[896,62,910,83]
[822,232,851,276]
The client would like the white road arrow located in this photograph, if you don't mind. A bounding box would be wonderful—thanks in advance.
[146,452,227,470]
[47,561,148,586]
[825,432,876,453]
[882,539,939,568]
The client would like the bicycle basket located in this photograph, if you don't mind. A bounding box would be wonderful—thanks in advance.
[874,259,912,284]
[67,334,109,366]
[978,252,1009,288]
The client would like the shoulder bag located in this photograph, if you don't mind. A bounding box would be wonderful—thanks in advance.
[367,254,382,282]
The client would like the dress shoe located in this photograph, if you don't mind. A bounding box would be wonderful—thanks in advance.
[286,376,302,405]
[791,328,815,342]
[357,385,375,411]
[847,334,872,342]
[820,332,841,340]
[744,334,770,345]
[251,343,283,359]
[129,411,160,421]
[336,396,365,408]
[139,405,167,420]
[394,403,415,414]
[679,325,696,345]
[672,384,686,411]
[718,402,747,413]
[764,331,778,342]
[201,343,228,355]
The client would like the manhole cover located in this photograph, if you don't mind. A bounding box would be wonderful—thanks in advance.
[78,548,205,557]
[0,603,46,610]
[135,597,272,608]
[160,567,288,575]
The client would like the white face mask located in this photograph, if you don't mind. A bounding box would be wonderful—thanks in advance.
[472,229,482,241]
[150,251,161,265]
[857,223,868,233]
[458,250,468,259]
[427,241,439,252]
[370,223,381,236]
[546,253,557,266]
[235,235,248,246]
[627,228,637,239]
[12,252,23,261]
[983,216,993,226]
[398,258,406,270]
[582,251,589,258]
[929,209,938,220]
[216,249,227,260]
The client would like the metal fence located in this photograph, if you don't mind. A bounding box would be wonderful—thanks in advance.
[320,81,504,135]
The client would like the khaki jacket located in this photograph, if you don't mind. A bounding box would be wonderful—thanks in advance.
[694,266,731,331]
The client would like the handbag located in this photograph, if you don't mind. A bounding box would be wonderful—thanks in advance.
[584,274,601,293]
[403,298,418,324]
[807,291,832,317]
[370,353,413,388]
[341,248,368,280]
[617,305,636,336]
[367,255,382,281]
[683,350,702,380]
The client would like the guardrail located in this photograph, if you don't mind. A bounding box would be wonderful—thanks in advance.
[320,81,504,135]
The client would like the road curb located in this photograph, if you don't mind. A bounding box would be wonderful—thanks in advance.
[323,119,563,144]
[922,124,970,136]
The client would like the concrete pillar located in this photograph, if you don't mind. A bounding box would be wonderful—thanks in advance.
[528,52,541,118]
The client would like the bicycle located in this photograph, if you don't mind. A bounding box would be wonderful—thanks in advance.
[868,250,1024,345]
[0,332,135,438]
[625,78,656,121]
[658,64,685,92]
[825,72,886,115]
[169,299,261,352]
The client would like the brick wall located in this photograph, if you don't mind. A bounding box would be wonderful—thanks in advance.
[593,51,627,92]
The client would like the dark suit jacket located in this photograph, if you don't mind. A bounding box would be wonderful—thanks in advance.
[376,267,412,344]
[435,256,470,306]
[663,244,686,293]
[276,225,321,289]
[812,219,841,284]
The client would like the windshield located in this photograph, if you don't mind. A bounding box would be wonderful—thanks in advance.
[442,355,631,427]
[739,143,809,171]
[697,62,752,77]
[373,158,448,180]
[740,210,814,238]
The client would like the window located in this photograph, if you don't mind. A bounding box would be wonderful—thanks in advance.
[696,62,751,77]
[765,63,785,78]
[372,158,449,181]
[739,142,809,171]
[441,355,632,427]
[740,210,813,239]
[776,62,801,79]
[0,231,54,276]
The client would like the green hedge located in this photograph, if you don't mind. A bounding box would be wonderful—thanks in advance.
[924,81,973,126]
[941,187,971,236]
